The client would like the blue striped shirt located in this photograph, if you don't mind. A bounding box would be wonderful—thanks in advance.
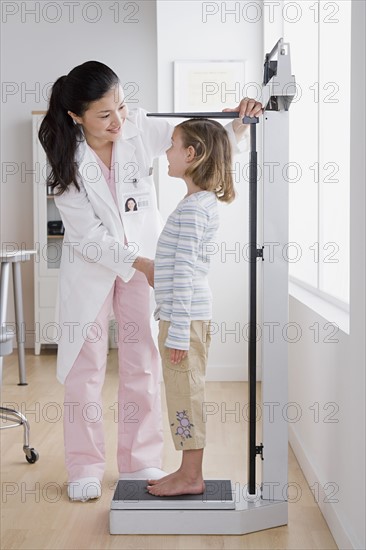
[154,191,219,350]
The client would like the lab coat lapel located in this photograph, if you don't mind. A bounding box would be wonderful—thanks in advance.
[113,137,136,204]
[78,143,120,222]
[114,118,141,211]
[77,116,140,221]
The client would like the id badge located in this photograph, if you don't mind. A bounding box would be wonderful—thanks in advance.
[123,191,151,213]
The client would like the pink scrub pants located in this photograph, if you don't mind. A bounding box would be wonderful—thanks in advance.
[63,271,163,482]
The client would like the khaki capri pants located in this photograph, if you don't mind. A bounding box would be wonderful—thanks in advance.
[158,320,211,451]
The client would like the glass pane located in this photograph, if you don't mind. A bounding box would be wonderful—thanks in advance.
[318,0,351,304]
[284,2,319,287]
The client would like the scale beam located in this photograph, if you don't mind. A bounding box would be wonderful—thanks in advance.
[262,37,296,111]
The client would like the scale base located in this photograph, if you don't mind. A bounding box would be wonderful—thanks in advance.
[110,480,288,535]
[111,479,235,510]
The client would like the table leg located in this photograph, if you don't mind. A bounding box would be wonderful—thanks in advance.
[0,262,10,326]
[12,262,27,385]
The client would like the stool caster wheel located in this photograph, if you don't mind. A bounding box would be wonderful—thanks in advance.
[25,448,39,464]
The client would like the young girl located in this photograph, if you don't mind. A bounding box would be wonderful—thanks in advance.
[148,119,235,497]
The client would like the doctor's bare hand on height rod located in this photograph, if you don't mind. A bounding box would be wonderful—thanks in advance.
[224,97,264,139]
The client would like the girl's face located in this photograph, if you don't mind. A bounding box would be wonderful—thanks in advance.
[166,128,191,179]
[69,84,127,147]
[127,199,135,210]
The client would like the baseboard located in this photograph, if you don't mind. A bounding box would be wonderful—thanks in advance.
[289,426,362,550]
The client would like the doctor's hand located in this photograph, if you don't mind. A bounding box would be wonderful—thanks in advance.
[223,97,264,139]
[132,256,155,287]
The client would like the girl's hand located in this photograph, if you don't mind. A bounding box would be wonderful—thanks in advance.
[169,348,188,364]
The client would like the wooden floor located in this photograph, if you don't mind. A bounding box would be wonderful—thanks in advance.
[1,350,337,550]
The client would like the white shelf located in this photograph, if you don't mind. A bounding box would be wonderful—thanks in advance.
[33,113,62,354]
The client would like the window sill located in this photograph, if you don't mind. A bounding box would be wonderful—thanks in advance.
[289,280,350,335]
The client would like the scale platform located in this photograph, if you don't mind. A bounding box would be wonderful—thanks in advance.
[110,479,288,535]
[111,479,235,510]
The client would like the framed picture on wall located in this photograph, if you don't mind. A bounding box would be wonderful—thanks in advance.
[174,60,246,112]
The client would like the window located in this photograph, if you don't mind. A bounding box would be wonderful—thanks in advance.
[284,0,351,308]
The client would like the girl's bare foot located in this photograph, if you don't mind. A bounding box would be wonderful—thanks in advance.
[147,469,180,486]
[147,471,205,496]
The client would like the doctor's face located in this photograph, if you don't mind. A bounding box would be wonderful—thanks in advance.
[70,84,127,147]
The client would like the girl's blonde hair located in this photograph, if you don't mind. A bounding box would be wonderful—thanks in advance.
[176,118,235,203]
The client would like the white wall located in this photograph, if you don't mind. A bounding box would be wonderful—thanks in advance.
[288,1,365,548]
[0,0,158,345]
[156,0,263,380]
[1,1,262,383]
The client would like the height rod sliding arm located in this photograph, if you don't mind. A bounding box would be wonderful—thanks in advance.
[148,111,260,495]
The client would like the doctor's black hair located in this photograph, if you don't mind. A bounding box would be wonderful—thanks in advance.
[38,61,120,195]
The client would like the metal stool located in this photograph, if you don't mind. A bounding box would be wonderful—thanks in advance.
[0,328,39,464]
[0,249,37,385]
[0,256,39,463]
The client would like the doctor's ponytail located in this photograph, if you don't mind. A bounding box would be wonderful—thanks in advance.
[38,61,119,195]
[39,75,82,195]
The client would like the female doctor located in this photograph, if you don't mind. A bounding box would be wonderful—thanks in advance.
[39,60,263,501]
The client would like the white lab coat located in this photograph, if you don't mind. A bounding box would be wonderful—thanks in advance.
[54,109,246,384]
[54,109,170,383]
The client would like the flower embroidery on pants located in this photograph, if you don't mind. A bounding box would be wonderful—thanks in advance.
[172,410,193,446]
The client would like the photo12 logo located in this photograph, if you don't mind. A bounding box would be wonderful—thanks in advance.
[1,2,140,24]
[201,2,340,24]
